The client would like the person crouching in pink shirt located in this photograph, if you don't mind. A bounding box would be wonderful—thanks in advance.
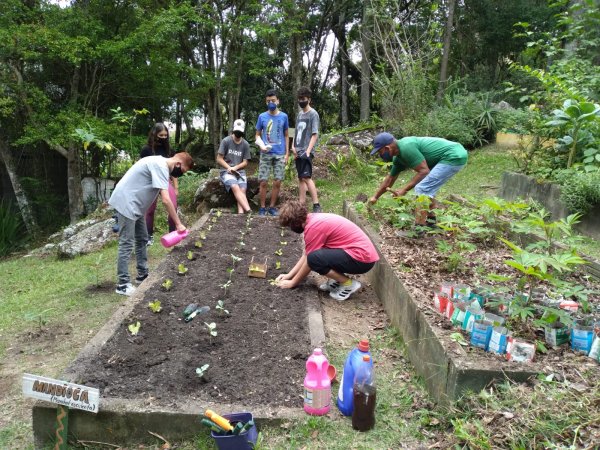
[275,200,379,301]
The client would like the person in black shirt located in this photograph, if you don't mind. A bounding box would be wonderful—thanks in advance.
[139,123,179,245]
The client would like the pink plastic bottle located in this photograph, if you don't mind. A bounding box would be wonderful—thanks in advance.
[303,348,331,415]
[160,229,189,248]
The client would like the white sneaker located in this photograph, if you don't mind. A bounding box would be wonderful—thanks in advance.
[318,279,340,292]
[329,280,362,301]
[115,283,136,296]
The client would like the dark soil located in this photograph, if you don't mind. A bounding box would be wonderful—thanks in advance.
[78,213,312,407]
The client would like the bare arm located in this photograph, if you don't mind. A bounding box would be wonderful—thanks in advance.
[369,174,399,204]
[160,189,185,231]
[276,253,311,288]
[305,133,318,157]
[392,161,430,197]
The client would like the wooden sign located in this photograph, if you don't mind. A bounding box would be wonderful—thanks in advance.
[22,373,100,413]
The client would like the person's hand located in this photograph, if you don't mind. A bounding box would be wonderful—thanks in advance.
[275,273,288,281]
[277,279,295,289]
[368,196,378,205]
[176,223,187,233]
[260,146,268,153]
[284,154,289,164]
[291,147,298,158]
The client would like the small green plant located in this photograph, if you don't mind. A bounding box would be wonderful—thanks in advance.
[450,332,468,346]
[128,321,141,336]
[280,228,285,237]
[187,251,195,261]
[275,261,281,270]
[280,241,287,246]
[194,240,203,248]
[219,279,232,296]
[199,231,206,240]
[268,278,278,286]
[24,308,54,332]
[196,364,210,379]
[207,224,213,231]
[274,248,283,256]
[148,300,162,313]
[204,322,217,341]
[178,263,188,275]
[162,278,173,290]
[85,254,104,287]
[216,300,229,315]
[231,254,242,266]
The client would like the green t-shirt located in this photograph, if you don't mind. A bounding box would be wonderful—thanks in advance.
[390,137,468,176]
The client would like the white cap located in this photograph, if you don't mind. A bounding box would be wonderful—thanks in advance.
[233,119,245,132]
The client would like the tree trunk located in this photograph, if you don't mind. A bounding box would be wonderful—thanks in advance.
[334,11,349,126]
[290,30,303,103]
[0,139,39,235]
[359,2,372,122]
[436,0,456,102]
[66,143,85,223]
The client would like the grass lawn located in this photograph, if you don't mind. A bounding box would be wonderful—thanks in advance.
[1,144,598,449]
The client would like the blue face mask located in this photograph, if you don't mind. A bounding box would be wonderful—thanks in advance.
[380,148,393,162]
[267,101,277,111]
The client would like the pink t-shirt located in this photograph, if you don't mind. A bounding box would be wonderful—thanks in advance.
[303,213,379,263]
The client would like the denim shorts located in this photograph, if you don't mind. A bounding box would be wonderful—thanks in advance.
[219,170,247,192]
[414,163,465,197]
[258,154,286,181]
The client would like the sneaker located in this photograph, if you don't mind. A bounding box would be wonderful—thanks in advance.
[318,279,340,292]
[312,204,322,213]
[115,283,136,296]
[147,235,154,246]
[135,273,149,284]
[329,280,362,302]
[267,207,278,216]
[258,207,267,216]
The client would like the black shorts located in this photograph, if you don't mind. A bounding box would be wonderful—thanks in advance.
[307,248,376,276]
[295,154,313,179]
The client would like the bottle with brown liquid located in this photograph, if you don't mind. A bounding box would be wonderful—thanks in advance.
[351,355,376,431]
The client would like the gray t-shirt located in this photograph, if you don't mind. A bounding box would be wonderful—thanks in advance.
[218,136,251,170]
[294,108,320,156]
[109,155,170,220]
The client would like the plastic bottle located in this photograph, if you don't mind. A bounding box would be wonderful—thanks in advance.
[352,355,376,431]
[337,339,372,416]
[303,348,331,415]
[160,229,189,248]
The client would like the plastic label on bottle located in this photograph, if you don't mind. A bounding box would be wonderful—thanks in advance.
[304,387,330,409]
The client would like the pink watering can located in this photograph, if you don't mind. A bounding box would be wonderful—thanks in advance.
[160,230,189,248]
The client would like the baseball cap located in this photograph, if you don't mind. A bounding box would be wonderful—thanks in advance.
[233,119,245,132]
[370,132,395,155]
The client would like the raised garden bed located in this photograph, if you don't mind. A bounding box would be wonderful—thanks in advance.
[33,213,321,446]
[344,202,600,404]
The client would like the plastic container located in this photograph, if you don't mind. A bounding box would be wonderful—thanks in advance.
[210,412,258,450]
[352,355,376,431]
[303,348,331,415]
[337,339,372,416]
[160,229,189,248]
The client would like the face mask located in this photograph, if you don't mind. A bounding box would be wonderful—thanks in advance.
[233,131,243,138]
[290,223,304,234]
[380,148,393,162]
[298,100,309,109]
[267,101,277,111]
[171,165,184,178]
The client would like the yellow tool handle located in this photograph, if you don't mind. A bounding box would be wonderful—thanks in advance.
[204,409,233,431]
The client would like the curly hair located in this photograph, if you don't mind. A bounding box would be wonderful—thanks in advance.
[278,200,308,229]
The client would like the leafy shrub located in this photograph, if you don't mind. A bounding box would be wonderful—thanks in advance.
[0,200,24,257]
[496,107,534,134]
[554,170,600,216]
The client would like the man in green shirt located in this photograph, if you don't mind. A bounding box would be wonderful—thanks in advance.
[368,133,468,229]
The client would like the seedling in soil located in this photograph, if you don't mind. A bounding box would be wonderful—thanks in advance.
[268,278,278,286]
[194,240,203,248]
[24,308,54,332]
[220,280,232,295]
[162,279,173,291]
[274,248,283,256]
[280,241,287,246]
[148,300,162,313]
[207,225,213,231]
[280,228,285,237]
[178,263,188,275]
[231,254,242,266]
[211,217,217,223]
[216,210,222,218]
[187,251,196,261]
[216,300,229,315]
[450,332,467,346]
[128,321,141,336]
[196,364,210,379]
[199,231,206,240]
[275,261,281,270]
[204,322,217,342]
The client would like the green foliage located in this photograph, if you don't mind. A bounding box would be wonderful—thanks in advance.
[128,321,141,336]
[0,200,25,257]
[148,300,162,313]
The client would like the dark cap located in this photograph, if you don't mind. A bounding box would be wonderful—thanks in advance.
[370,132,395,155]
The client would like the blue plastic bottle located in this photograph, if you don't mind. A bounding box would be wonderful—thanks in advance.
[337,339,373,416]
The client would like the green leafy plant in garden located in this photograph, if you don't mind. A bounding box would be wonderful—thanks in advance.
[162,279,173,291]
[215,300,229,315]
[128,321,141,336]
[204,322,217,343]
[24,308,53,332]
[148,300,162,313]
[0,199,25,257]
[178,263,188,275]
[554,170,600,216]
[194,240,203,248]
[196,364,209,379]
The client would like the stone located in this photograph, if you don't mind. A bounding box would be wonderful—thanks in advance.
[193,171,260,212]
[57,219,118,258]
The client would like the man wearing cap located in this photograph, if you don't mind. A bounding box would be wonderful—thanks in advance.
[216,119,252,214]
[369,133,468,229]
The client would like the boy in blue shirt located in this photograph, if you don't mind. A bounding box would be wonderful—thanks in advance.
[255,89,290,216]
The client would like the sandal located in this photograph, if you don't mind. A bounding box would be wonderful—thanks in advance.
[329,280,362,301]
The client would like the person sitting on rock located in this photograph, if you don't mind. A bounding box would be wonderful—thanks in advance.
[275,200,379,301]
[216,119,252,214]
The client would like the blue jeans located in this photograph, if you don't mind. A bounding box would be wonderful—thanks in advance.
[414,163,465,197]
[116,212,148,285]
